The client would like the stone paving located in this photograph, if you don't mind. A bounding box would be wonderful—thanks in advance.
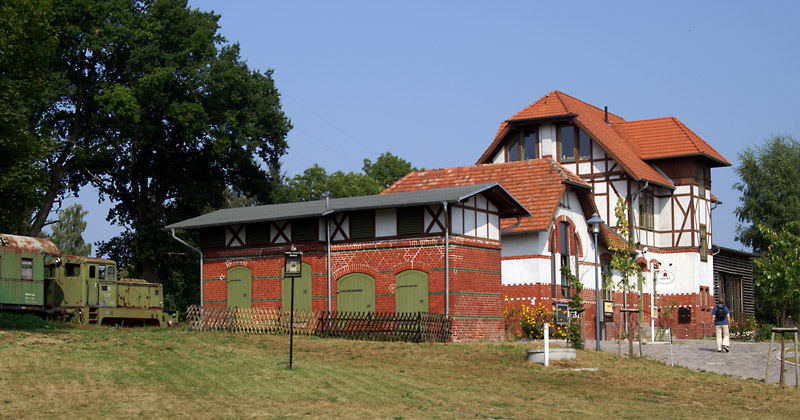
[588,338,800,386]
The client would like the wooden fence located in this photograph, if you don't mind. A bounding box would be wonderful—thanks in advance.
[316,311,451,343]
[185,306,451,342]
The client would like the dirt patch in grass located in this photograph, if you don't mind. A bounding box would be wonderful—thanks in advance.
[0,327,797,418]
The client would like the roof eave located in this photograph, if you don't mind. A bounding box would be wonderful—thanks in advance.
[642,153,731,168]
[504,113,578,125]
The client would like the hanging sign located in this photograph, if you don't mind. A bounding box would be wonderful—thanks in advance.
[657,270,674,285]
[603,300,614,322]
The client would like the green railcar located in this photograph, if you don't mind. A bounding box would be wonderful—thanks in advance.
[0,234,59,310]
[1,233,167,326]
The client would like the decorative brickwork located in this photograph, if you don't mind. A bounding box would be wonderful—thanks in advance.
[201,236,504,341]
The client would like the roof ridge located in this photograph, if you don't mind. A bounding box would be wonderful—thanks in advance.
[670,116,703,154]
[555,90,626,121]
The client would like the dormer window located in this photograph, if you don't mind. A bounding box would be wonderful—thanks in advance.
[505,129,539,161]
[557,124,591,163]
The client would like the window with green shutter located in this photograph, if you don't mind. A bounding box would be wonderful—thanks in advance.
[397,206,423,235]
[202,227,225,248]
[349,211,374,239]
[246,223,269,245]
[292,218,317,242]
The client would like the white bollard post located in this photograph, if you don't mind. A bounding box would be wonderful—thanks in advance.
[544,323,550,367]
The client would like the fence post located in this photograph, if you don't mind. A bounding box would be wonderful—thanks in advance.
[417,312,422,342]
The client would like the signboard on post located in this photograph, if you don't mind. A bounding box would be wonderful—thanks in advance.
[603,300,614,322]
[284,249,303,370]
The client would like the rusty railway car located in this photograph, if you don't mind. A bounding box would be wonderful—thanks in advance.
[1,233,167,326]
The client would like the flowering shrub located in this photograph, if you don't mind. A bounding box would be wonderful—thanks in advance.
[503,300,567,339]
[730,316,759,341]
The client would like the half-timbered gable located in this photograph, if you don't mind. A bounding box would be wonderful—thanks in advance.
[472,90,730,339]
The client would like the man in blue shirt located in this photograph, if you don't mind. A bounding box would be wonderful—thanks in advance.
[712,302,732,352]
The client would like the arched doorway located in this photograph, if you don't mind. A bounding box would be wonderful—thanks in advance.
[227,266,252,308]
[395,270,428,313]
[337,273,375,313]
[282,262,312,311]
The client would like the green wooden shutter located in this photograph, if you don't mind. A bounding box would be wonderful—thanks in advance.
[292,218,317,242]
[247,223,269,245]
[397,207,423,235]
[349,211,374,239]
[395,270,428,313]
[203,227,225,248]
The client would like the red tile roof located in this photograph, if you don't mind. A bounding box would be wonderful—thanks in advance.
[615,117,730,165]
[383,159,592,233]
[477,90,730,187]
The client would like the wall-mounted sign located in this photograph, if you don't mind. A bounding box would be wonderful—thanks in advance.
[656,270,674,285]
[555,304,569,325]
[603,300,614,322]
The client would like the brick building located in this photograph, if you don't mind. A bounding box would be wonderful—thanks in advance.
[167,183,529,341]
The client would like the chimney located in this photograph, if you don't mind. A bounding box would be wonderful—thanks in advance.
[604,106,608,124]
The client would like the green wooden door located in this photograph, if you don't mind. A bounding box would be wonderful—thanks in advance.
[337,273,375,313]
[395,270,428,313]
[227,266,252,308]
[87,264,99,306]
[282,263,312,311]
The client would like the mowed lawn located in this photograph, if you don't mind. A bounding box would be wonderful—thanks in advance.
[0,322,797,419]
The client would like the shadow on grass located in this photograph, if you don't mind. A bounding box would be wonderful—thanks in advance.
[0,312,71,331]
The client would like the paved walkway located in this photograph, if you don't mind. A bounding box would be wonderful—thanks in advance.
[589,338,800,386]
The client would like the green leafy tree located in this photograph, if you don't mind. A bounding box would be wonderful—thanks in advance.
[47,204,91,256]
[753,222,800,326]
[609,197,644,356]
[734,135,800,252]
[562,265,584,349]
[0,0,57,234]
[41,1,293,308]
[277,153,417,202]
[362,152,419,189]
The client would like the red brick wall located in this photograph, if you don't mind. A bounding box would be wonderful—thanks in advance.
[503,283,715,340]
[201,235,504,341]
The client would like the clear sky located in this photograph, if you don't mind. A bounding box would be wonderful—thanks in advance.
[73,0,800,253]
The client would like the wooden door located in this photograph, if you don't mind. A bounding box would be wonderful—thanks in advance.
[395,270,428,313]
[337,273,375,313]
[282,263,312,311]
[227,266,252,308]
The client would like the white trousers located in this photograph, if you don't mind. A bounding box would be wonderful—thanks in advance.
[715,325,730,350]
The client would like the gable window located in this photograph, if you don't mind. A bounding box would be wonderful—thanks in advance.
[21,258,33,280]
[202,227,225,248]
[246,223,269,245]
[699,225,708,262]
[639,190,654,230]
[397,207,423,235]
[558,125,576,162]
[558,124,592,163]
[349,211,375,239]
[523,129,538,160]
[292,218,317,242]
[507,137,520,162]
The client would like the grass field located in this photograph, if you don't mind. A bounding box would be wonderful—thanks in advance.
[0,315,797,419]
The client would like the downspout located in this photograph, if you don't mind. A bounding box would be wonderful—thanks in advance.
[326,214,332,312]
[170,229,203,306]
[443,201,450,316]
[325,197,332,313]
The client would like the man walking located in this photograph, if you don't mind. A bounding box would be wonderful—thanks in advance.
[712,302,732,352]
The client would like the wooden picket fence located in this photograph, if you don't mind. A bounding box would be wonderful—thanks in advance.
[184,305,451,342]
[185,305,318,335]
[316,311,451,343]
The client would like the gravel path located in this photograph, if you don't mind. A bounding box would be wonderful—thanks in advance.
[588,338,800,386]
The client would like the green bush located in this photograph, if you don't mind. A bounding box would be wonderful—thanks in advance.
[0,312,68,330]
[757,323,775,341]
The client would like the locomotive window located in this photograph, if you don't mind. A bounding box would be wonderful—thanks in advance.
[106,265,115,280]
[89,265,96,278]
[101,285,109,291]
[98,266,106,279]
[65,263,80,277]
[21,258,33,280]
[154,290,159,295]
[44,264,56,278]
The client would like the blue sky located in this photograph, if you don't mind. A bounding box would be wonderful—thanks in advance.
[73,1,800,252]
